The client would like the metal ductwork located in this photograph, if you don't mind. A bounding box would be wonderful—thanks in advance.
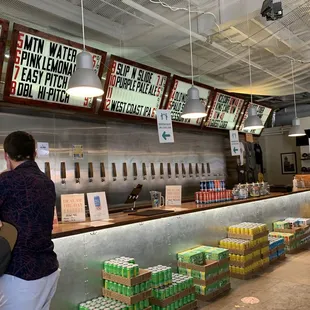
[274,104,310,127]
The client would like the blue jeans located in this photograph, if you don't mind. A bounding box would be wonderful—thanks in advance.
[0,269,60,310]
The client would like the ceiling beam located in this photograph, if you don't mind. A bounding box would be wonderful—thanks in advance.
[17,0,122,40]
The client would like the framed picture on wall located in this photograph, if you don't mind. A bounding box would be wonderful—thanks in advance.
[281,152,297,174]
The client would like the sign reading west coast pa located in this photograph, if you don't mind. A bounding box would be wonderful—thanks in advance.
[102,55,170,118]
[4,24,106,110]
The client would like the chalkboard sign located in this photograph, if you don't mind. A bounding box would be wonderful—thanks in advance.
[4,24,106,112]
[165,76,213,126]
[238,103,272,135]
[205,91,245,130]
[101,55,170,118]
[0,19,9,81]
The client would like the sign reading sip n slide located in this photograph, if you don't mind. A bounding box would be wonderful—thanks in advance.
[205,91,245,130]
[101,55,170,118]
[4,24,106,112]
[165,76,213,126]
[229,130,240,156]
[238,103,272,135]
[157,109,174,143]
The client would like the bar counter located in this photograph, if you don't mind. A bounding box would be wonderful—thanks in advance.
[52,190,308,239]
[51,189,310,310]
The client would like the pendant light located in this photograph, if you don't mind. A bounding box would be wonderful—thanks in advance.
[66,0,103,98]
[288,60,305,137]
[243,18,263,131]
[181,1,207,119]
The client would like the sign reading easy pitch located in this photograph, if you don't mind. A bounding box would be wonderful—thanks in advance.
[102,55,169,118]
[166,76,212,126]
[4,24,106,110]
[205,91,244,130]
[238,103,272,135]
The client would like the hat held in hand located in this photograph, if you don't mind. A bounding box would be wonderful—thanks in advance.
[0,221,18,276]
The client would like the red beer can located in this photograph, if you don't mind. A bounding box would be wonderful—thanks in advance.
[198,192,203,204]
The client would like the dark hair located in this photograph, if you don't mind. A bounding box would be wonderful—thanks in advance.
[4,131,35,161]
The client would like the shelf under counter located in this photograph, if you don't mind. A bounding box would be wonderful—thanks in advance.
[52,190,310,239]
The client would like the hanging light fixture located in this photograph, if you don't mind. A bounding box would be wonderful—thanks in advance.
[288,60,305,137]
[243,18,263,131]
[181,1,207,119]
[67,0,103,98]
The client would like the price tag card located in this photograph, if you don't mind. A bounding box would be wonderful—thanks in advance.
[165,185,182,206]
[61,194,86,223]
[165,76,213,126]
[238,103,272,135]
[4,24,106,112]
[87,192,109,222]
[101,55,170,118]
[205,91,245,130]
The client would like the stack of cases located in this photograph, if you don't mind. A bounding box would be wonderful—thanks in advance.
[102,257,152,310]
[79,297,129,310]
[268,237,285,263]
[195,180,232,205]
[148,266,197,310]
[219,222,269,279]
[177,246,231,301]
[271,218,310,253]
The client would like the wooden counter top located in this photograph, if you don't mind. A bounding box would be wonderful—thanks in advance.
[52,190,310,239]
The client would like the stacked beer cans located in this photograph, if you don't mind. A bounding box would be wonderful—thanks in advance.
[79,297,128,309]
[148,266,197,310]
[195,180,232,204]
[104,257,139,278]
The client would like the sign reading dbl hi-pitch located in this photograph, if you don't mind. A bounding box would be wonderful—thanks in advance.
[4,24,106,112]
[205,91,245,130]
[238,103,272,135]
[102,55,170,118]
[165,76,213,126]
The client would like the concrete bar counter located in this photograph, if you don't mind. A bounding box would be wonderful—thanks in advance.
[51,190,310,309]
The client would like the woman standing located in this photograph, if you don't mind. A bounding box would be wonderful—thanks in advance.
[0,131,59,310]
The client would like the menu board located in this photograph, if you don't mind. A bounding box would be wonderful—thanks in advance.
[165,76,213,126]
[4,24,106,112]
[101,55,170,118]
[205,91,244,130]
[0,19,9,80]
[238,103,272,135]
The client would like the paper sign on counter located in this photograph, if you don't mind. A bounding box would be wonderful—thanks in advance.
[87,192,109,222]
[61,194,85,223]
[165,185,182,206]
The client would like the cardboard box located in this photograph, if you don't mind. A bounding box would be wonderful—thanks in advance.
[150,287,195,307]
[102,269,152,286]
[228,231,268,240]
[102,288,151,305]
[177,257,229,273]
[227,241,269,256]
[196,283,231,301]
[193,271,230,286]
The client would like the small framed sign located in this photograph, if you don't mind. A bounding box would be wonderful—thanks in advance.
[281,152,297,174]
[87,192,109,222]
[165,185,182,206]
[61,194,86,223]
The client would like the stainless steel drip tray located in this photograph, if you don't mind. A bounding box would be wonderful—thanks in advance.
[128,209,175,216]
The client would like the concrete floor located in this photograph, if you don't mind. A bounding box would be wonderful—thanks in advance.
[200,250,310,310]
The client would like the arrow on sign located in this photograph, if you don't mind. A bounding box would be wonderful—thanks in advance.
[162,131,171,140]
[233,147,239,154]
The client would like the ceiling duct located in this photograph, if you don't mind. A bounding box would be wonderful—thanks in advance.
[274,104,310,126]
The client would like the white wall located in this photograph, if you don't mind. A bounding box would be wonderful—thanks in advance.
[259,130,301,185]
